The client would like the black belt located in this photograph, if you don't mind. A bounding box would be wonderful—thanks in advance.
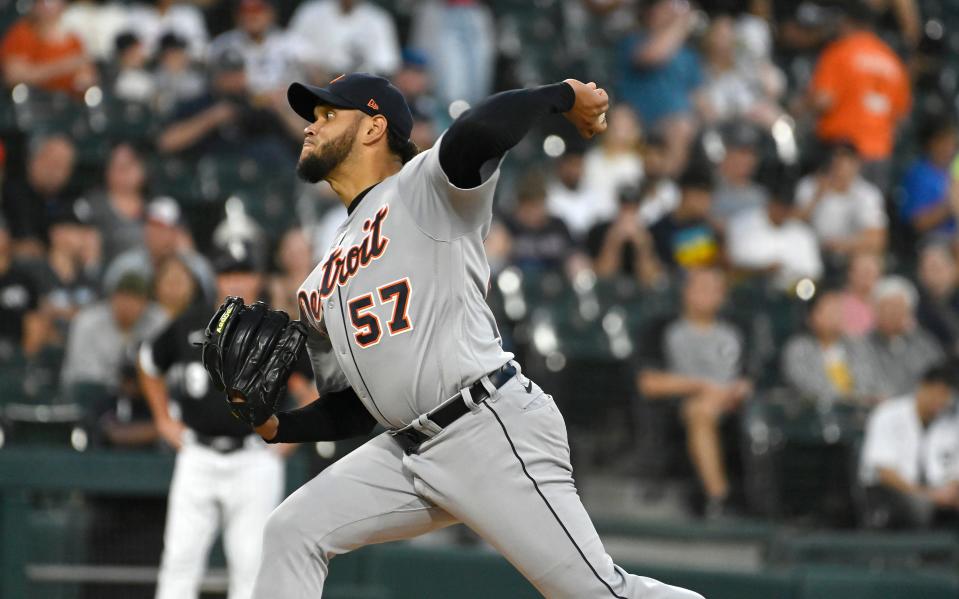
[390,362,517,455]
[194,433,250,453]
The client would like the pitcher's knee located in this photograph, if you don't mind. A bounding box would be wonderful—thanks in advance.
[261,502,310,554]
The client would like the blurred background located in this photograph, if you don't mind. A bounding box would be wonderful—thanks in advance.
[1,0,959,597]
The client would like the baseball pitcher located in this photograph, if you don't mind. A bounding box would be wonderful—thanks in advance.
[202,73,704,599]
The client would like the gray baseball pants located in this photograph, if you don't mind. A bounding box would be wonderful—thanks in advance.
[251,375,705,599]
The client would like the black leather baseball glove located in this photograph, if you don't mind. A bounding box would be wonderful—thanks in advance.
[200,297,308,426]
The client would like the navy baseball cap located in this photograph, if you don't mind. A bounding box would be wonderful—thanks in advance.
[288,73,413,141]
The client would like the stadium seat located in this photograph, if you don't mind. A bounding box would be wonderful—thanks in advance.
[797,565,959,599]
[775,531,959,570]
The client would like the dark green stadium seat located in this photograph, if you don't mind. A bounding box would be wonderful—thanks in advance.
[775,531,959,570]
[797,565,959,599]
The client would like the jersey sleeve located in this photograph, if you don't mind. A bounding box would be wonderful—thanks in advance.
[396,132,502,241]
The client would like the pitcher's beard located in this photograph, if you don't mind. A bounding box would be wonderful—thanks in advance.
[296,123,358,183]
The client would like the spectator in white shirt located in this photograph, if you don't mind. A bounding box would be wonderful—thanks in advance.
[208,0,305,96]
[726,166,822,291]
[795,141,888,263]
[110,32,155,104]
[636,132,680,226]
[581,104,645,226]
[545,145,602,239]
[859,364,959,529]
[288,0,400,77]
[695,13,784,128]
[125,0,209,61]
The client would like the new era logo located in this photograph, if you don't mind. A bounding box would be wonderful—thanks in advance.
[367,98,379,110]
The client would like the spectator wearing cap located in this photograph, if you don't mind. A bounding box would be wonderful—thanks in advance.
[157,47,299,163]
[616,0,702,177]
[103,197,215,302]
[586,184,663,287]
[153,32,207,116]
[1,134,77,257]
[858,276,944,399]
[711,120,767,227]
[124,0,208,61]
[409,0,495,109]
[208,0,306,97]
[108,31,155,104]
[486,170,587,279]
[795,142,887,265]
[900,116,959,240]
[637,267,752,518]
[0,0,96,96]
[636,132,681,226]
[781,289,877,406]
[859,364,959,529]
[289,0,401,76]
[87,143,148,263]
[807,1,910,186]
[61,271,166,389]
[23,199,100,344]
[393,49,437,118]
[695,13,784,128]
[649,166,722,272]
[0,219,45,357]
[916,243,959,357]
[726,165,822,291]
[545,144,603,238]
[392,49,440,146]
[581,104,645,226]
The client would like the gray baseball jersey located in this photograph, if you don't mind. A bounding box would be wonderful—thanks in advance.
[296,134,512,429]
[267,133,703,599]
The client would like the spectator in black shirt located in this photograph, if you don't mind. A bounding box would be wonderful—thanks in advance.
[587,184,664,287]
[916,242,959,357]
[0,219,44,356]
[485,170,586,278]
[24,200,100,344]
[649,166,722,272]
[157,48,298,165]
[638,267,752,517]
[1,134,77,257]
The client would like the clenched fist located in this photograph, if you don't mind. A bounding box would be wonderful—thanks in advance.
[563,79,610,139]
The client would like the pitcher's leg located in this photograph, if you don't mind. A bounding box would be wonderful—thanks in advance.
[407,379,704,599]
[252,433,456,599]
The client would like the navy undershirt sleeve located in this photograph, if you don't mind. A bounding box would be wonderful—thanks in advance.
[438,82,575,189]
[268,387,377,443]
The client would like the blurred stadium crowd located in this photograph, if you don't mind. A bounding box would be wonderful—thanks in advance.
[2,0,959,546]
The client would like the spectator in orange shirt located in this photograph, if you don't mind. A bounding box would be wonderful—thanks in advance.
[0,0,96,96]
[808,1,910,190]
